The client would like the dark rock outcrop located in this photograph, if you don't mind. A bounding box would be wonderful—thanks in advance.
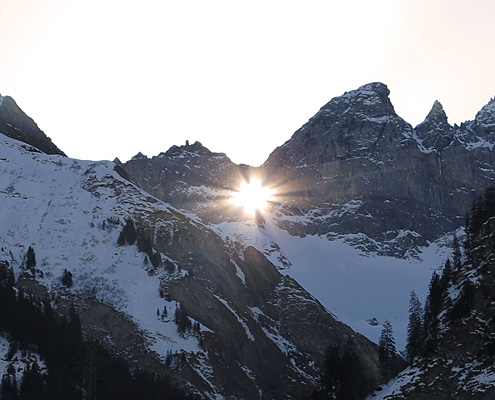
[0,95,65,156]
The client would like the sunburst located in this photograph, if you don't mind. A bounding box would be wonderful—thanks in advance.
[230,178,274,216]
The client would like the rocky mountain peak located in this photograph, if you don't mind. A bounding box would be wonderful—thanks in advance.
[472,96,495,133]
[414,100,454,151]
[163,140,225,158]
[320,82,396,118]
[131,152,147,160]
[123,141,240,206]
[426,100,448,123]
[264,82,412,168]
[0,95,65,156]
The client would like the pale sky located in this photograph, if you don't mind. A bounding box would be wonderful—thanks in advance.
[1,0,495,166]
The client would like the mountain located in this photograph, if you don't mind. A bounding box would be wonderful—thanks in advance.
[124,83,495,259]
[0,95,65,156]
[0,133,385,399]
[3,82,495,398]
[121,82,495,350]
[371,188,495,399]
[261,82,495,256]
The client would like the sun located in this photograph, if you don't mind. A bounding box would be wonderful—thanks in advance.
[231,178,274,216]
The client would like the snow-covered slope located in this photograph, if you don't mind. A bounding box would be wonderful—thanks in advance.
[211,215,451,351]
[0,135,199,357]
[0,134,385,399]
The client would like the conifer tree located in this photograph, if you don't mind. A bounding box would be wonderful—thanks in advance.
[0,371,18,400]
[26,246,36,271]
[316,341,369,400]
[452,236,462,270]
[449,280,475,320]
[440,259,453,308]
[406,291,423,363]
[423,272,443,353]
[61,269,73,288]
[19,362,45,399]
[440,259,452,288]
[379,320,396,381]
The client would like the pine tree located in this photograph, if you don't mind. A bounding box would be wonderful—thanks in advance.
[174,305,192,334]
[19,362,45,399]
[316,340,372,399]
[61,269,73,288]
[406,291,423,363]
[1,372,18,400]
[423,272,443,353]
[440,259,452,288]
[26,246,36,271]
[452,236,462,270]
[440,259,453,308]
[379,320,396,381]
[449,280,475,320]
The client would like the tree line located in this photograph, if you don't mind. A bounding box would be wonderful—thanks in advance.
[0,260,189,400]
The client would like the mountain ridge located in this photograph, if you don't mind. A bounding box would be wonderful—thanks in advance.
[0,95,65,156]
[3,82,495,398]
[0,133,385,399]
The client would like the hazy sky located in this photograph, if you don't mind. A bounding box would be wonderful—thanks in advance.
[1,0,495,166]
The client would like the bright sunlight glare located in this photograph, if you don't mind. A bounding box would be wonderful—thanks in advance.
[231,178,274,216]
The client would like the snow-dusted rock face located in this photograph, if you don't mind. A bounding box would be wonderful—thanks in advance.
[0,96,65,156]
[0,134,383,399]
[123,83,495,257]
[123,141,253,224]
[265,82,414,167]
[257,83,495,256]
[120,82,495,353]
[414,100,455,151]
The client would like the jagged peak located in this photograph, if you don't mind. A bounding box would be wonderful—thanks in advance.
[131,152,148,160]
[164,141,227,158]
[165,141,211,156]
[319,82,396,117]
[474,96,495,126]
[431,99,444,112]
[422,100,449,125]
[341,82,390,99]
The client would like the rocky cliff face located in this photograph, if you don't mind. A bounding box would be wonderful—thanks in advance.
[0,133,384,399]
[0,95,65,156]
[259,83,495,256]
[123,83,495,257]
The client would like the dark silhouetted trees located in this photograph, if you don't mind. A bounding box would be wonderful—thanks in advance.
[406,291,423,363]
[62,268,73,288]
[313,340,372,400]
[26,246,36,271]
[379,320,397,381]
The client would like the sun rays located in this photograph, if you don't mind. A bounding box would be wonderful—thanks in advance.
[230,178,274,216]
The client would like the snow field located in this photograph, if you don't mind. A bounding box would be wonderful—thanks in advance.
[212,213,451,351]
